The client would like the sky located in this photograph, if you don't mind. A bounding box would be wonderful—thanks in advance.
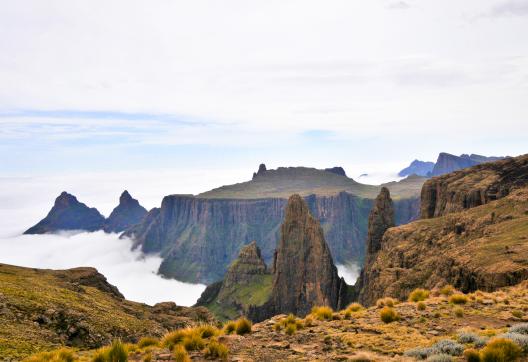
[1,0,527,179]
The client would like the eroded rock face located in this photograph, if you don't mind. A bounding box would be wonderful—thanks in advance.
[324,167,347,177]
[252,163,267,179]
[355,188,395,305]
[24,192,105,234]
[103,190,147,233]
[421,154,528,218]
[218,241,268,299]
[250,195,350,320]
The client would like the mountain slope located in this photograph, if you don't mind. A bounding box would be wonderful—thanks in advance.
[103,190,148,233]
[356,154,528,306]
[0,264,213,360]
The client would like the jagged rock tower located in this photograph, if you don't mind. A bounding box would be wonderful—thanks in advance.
[250,194,350,320]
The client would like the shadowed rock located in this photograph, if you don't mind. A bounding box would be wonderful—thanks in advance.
[103,190,147,233]
[24,192,105,234]
[324,166,347,177]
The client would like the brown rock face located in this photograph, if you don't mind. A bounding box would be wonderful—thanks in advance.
[366,187,394,256]
[250,195,349,320]
[355,188,395,305]
[421,154,528,219]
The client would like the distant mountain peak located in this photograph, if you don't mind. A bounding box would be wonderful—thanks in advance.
[324,166,347,177]
[104,190,147,233]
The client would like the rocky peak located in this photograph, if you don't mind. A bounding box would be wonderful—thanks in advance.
[103,190,148,233]
[220,242,267,289]
[324,166,347,177]
[24,192,105,234]
[263,194,349,317]
[366,187,394,255]
[252,163,267,179]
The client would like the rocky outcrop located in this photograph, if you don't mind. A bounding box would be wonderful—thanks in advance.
[125,192,418,284]
[355,154,528,306]
[24,192,105,234]
[355,188,395,305]
[398,160,435,177]
[252,163,267,179]
[421,154,528,218]
[195,241,272,320]
[52,267,124,299]
[103,190,147,233]
[324,167,347,177]
[249,195,350,321]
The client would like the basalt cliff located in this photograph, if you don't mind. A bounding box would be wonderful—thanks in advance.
[125,166,424,284]
[356,153,528,306]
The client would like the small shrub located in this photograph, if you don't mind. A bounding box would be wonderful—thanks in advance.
[285,323,297,335]
[182,332,205,351]
[475,337,489,349]
[344,310,352,319]
[480,338,522,362]
[347,303,363,312]
[449,294,469,305]
[405,347,435,359]
[223,321,236,334]
[432,339,464,356]
[304,315,314,327]
[311,306,334,320]
[204,338,229,360]
[137,337,159,348]
[235,317,252,335]
[417,301,427,311]
[509,323,528,335]
[142,352,152,362]
[511,310,523,319]
[458,332,480,344]
[380,306,399,323]
[440,285,455,296]
[434,312,442,318]
[454,307,464,318]
[427,354,453,362]
[409,288,430,302]
[173,345,190,362]
[463,349,481,362]
[376,297,396,308]
[26,348,76,362]
[500,332,528,352]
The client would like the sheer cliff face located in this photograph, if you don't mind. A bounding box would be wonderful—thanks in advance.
[269,194,348,317]
[421,154,528,219]
[125,192,418,284]
[357,154,528,306]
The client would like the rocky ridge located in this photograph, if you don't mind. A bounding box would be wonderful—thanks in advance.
[103,190,148,233]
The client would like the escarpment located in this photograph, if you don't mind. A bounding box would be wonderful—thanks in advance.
[248,195,351,321]
[421,154,528,218]
[125,192,419,284]
[357,154,528,306]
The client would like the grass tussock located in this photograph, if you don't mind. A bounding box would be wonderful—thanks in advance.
[223,320,237,334]
[454,307,464,318]
[235,317,252,335]
[24,348,76,362]
[440,285,455,296]
[480,338,522,362]
[137,337,159,348]
[161,326,214,351]
[274,314,304,335]
[380,306,399,323]
[172,345,190,362]
[464,348,481,362]
[409,288,430,302]
[92,340,128,362]
[376,297,397,308]
[204,338,229,360]
[311,306,334,320]
[417,301,427,311]
[449,294,469,305]
[346,302,363,312]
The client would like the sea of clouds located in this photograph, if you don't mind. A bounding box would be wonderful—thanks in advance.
[0,167,368,306]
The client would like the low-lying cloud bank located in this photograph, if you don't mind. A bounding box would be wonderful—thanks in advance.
[0,231,205,306]
[336,263,361,285]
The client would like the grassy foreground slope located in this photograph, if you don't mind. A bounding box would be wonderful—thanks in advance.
[198,167,425,200]
[0,264,213,360]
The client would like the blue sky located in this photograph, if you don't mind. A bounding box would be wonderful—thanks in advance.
[1,0,527,178]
